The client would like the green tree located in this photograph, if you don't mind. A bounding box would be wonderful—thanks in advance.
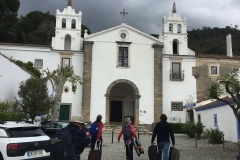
[43,66,83,121]
[18,11,56,44]
[14,77,56,122]
[81,24,91,37]
[11,59,41,77]
[0,0,20,42]
[209,71,240,124]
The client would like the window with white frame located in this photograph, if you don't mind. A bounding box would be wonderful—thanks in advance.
[34,59,43,69]
[171,102,183,111]
[211,66,218,74]
[62,58,70,68]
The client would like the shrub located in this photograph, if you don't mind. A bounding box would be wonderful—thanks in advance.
[181,121,204,139]
[11,59,41,77]
[169,123,184,133]
[0,112,22,121]
[208,128,224,144]
[0,101,23,121]
[181,121,195,138]
[202,128,210,138]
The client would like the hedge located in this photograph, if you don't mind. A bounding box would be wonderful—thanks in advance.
[169,123,184,133]
[0,112,22,121]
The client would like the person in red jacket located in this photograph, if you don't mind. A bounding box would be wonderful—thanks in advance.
[90,114,103,150]
[118,118,137,160]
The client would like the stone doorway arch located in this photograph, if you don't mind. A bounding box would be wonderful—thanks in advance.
[105,79,141,126]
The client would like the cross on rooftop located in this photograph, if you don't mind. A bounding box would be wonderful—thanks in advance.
[120,9,128,23]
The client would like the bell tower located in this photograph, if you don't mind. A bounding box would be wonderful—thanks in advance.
[160,2,193,55]
[51,0,82,51]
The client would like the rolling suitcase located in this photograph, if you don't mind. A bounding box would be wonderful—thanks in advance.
[133,138,144,157]
[88,140,102,160]
[148,144,158,160]
[169,147,180,160]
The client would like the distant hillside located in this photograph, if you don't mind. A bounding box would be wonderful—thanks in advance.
[188,26,240,55]
[151,26,240,55]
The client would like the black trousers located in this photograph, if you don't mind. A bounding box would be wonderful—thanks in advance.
[124,139,133,160]
[90,135,102,150]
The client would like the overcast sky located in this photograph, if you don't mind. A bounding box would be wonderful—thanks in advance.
[18,0,240,34]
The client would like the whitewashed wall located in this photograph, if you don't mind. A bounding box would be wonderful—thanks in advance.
[85,25,160,124]
[0,45,84,119]
[0,54,32,102]
[162,56,196,123]
[194,104,238,142]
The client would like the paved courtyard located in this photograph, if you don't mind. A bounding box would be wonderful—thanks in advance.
[81,134,239,160]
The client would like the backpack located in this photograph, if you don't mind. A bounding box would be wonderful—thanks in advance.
[89,122,98,135]
[50,128,76,160]
[122,124,132,139]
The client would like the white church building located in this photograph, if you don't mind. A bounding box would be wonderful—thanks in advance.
[0,1,196,125]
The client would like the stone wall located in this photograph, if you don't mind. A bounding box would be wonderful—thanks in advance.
[153,44,163,122]
[82,41,94,121]
[196,59,240,101]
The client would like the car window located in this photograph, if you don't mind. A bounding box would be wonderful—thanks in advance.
[82,126,89,132]
[6,127,46,138]
[44,123,57,128]
[61,123,68,128]
[0,129,7,137]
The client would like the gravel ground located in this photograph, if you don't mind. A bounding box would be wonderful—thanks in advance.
[80,134,239,160]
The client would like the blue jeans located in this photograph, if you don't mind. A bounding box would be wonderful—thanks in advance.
[157,141,170,160]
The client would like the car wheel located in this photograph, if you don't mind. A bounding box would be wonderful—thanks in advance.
[0,152,3,160]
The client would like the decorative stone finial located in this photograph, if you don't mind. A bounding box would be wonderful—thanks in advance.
[67,0,72,7]
[172,2,177,13]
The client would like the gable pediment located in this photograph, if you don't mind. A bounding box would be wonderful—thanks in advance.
[84,23,163,45]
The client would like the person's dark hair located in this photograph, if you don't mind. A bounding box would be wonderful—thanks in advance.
[96,114,102,122]
[160,114,167,121]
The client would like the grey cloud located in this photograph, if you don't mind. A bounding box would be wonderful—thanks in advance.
[18,0,240,34]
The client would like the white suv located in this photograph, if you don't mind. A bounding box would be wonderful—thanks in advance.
[0,121,51,160]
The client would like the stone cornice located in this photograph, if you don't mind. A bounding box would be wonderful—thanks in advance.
[152,44,164,48]
[84,41,94,45]
[116,41,132,45]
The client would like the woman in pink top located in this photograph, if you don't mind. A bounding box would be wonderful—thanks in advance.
[90,115,103,149]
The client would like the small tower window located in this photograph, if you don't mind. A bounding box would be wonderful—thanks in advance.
[71,19,76,29]
[62,18,66,28]
[178,24,181,33]
[173,39,179,54]
[64,34,71,50]
[169,23,173,33]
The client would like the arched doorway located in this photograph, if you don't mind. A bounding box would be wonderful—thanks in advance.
[105,79,140,126]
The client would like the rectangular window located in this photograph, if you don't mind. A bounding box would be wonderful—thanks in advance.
[118,47,128,67]
[62,58,70,68]
[172,62,181,79]
[211,66,218,74]
[214,114,218,127]
[34,59,43,69]
[171,102,183,111]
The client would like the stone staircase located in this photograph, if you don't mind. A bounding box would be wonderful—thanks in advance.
[102,125,153,135]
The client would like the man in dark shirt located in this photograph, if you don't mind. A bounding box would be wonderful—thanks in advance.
[151,114,175,160]
[65,115,86,160]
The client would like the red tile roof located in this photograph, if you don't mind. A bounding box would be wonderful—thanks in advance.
[0,42,50,48]
[196,54,240,60]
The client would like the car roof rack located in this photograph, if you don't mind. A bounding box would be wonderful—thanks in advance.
[0,121,7,124]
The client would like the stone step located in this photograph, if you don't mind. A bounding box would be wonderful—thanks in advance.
[101,125,152,135]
